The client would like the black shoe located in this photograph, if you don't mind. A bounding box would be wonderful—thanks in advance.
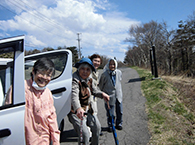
[108,127,112,132]
[115,126,123,130]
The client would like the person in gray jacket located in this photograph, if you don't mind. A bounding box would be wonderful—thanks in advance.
[99,58,123,132]
[67,58,110,145]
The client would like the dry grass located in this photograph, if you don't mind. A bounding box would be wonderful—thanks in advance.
[147,84,195,144]
[72,67,77,73]
[134,67,195,144]
[162,75,195,115]
[151,75,195,144]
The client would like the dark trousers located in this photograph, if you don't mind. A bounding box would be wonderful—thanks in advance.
[105,99,123,127]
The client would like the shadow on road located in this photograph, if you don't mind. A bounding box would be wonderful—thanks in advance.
[128,77,145,83]
[101,127,109,132]
[60,129,78,143]
[60,127,109,143]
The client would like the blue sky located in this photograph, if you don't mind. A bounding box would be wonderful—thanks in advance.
[0,0,194,61]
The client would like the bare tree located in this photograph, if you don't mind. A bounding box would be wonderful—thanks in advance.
[125,11,195,77]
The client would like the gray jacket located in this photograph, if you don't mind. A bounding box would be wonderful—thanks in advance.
[89,71,99,114]
[71,71,103,112]
[99,60,123,105]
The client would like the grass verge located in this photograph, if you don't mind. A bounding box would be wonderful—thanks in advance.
[132,66,195,144]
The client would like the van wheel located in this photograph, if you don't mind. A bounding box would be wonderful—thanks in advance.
[59,119,64,133]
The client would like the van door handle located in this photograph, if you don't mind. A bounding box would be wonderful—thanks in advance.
[51,87,66,94]
[0,128,11,138]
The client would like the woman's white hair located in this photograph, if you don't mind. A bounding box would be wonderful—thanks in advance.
[78,63,92,73]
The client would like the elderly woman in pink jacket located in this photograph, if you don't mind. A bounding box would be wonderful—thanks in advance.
[25,57,60,145]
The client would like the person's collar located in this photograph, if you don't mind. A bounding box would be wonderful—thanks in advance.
[109,70,116,75]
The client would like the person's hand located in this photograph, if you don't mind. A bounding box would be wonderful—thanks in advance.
[76,107,85,120]
[102,92,110,102]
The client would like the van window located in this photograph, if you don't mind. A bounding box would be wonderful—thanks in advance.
[0,52,14,107]
[25,52,68,80]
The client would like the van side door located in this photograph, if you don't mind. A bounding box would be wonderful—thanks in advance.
[24,49,72,126]
[0,36,25,145]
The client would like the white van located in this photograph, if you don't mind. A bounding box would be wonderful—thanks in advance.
[0,35,72,145]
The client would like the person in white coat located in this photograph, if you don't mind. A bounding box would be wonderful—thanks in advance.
[99,58,123,132]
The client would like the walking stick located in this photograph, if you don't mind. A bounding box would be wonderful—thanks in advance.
[80,117,84,145]
[80,112,88,145]
[107,101,119,145]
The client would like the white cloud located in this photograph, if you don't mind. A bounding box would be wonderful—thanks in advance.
[0,0,140,61]
[26,35,46,47]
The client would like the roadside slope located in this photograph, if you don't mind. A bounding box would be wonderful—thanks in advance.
[133,67,195,144]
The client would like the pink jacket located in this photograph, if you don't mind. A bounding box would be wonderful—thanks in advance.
[24,79,60,145]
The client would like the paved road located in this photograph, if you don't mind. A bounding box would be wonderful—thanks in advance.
[60,67,151,145]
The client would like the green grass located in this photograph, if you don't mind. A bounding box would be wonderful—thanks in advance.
[131,66,195,144]
[172,101,187,115]
[148,110,165,124]
[184,113,195,122]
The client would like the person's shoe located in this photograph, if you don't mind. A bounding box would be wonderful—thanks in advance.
[108,127,112,132]
[115,125,123,130]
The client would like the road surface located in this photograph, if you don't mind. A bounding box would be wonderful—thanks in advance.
[60,67,151,145]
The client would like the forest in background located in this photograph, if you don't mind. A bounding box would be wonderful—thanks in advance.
[124,11,195,77]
